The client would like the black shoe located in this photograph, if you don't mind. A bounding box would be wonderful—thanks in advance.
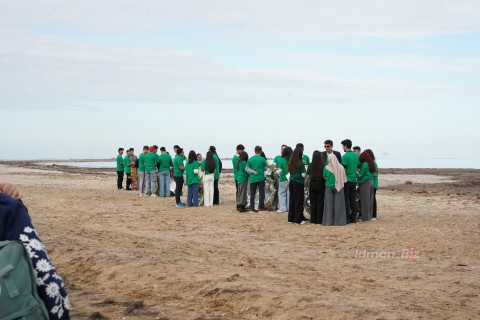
[249,208,259,213]
[239,205,248,213]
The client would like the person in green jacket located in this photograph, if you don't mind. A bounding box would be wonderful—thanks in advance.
[137,145,149,196]
[365,149,379,220]
[124,149,134,190]
[116,148,124,190]
[287,147,306,224]
[359,151,376,221]
[173,148,186,207]
[236,151,249,212]
[232,144,245,210]
[185,150,200,207]
[158,147,173,197]
[341,139,360,223]
[323,153,347,226]
[144,146,158,196]
[276,146,292,213]
[246,146,268,212]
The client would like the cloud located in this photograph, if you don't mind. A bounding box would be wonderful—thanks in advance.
[1,0,480,38]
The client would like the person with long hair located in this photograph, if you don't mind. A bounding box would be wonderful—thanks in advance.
[246,146,268,212]
[185,150,201,207]
[236,151,249,212]
[173,147,186,207]
[365,149,379,220]
[287,147,306,224]
[232,144,245,210]
[323,153,347,226]
[201,151,216,206]
[359,151,376,221]
[276,146,292,213]
[209,146,222,205]
[308,150,326,224]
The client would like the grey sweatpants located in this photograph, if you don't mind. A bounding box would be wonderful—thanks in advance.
[237,180,248,206]
[360,180,374,221]
[323,188,347,226]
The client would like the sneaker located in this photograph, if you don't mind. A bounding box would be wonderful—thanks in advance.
[300,221,306,225]
[150,194,158,197]
[139,193,144,196]
[372,218,377,221]
[276,210,286,213]
[258,208,268,212]
[176,203,185,207]
[249,209,259,213]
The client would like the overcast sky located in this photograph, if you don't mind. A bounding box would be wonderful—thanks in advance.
[0,1,479,168]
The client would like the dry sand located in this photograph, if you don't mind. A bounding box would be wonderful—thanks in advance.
[0,163,479,320]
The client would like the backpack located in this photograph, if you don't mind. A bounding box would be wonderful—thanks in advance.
[0,241,49,320]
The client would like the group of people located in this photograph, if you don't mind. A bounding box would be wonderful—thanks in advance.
[116,145,223,207]
[115,139,379,226]
[232,140,378,226]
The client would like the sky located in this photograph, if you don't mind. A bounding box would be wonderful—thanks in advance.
[0,1,479,168]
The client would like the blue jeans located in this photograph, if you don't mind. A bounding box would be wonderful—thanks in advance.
[145,170,157,195]
[159,170,170,197]
[187,184,199,207]
[278,180,290,211]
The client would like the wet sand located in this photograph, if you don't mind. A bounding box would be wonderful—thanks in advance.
[0,162,479,319]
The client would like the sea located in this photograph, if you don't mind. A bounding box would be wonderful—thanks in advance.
[36,158,480,169]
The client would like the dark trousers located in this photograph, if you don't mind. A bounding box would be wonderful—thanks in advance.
[126,173,132,190]
[288,181,304,224]
[373,188,377,218]
[344,181,358,221]
[213,179,220,204]
[116,171,124,189]
[249,180,266,210]
[174,176,184,204]
[309,180,325,224]
[235,180,238,208]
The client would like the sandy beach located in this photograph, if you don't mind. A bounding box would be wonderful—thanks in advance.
[0,162,479,320]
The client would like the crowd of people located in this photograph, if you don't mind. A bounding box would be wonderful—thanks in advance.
[116,139,378,226]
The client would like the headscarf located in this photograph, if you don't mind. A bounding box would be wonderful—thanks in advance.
[325,153,346,192]
[360,151,376,173]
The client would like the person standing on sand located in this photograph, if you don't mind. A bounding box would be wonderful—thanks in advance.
[173,148,186,207]
[144,146,158,196]
[276,146,292,213]
[342,139,360,223]
[123,149,134,190]
[116,148,124,190]
[201,151,216,207]
[365,149,379,220]
[137,146,148,196]
[185,150,200,207]
[246,146,268,212]
[287,147,306,224]
[322,153,347,226]
[209,146,222,205]
[129,148,138,190]
[158,147,173,197]
[359,151,376,221]
[232,144,245,210]
[307,150,327,224]
[236,151,249,212]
